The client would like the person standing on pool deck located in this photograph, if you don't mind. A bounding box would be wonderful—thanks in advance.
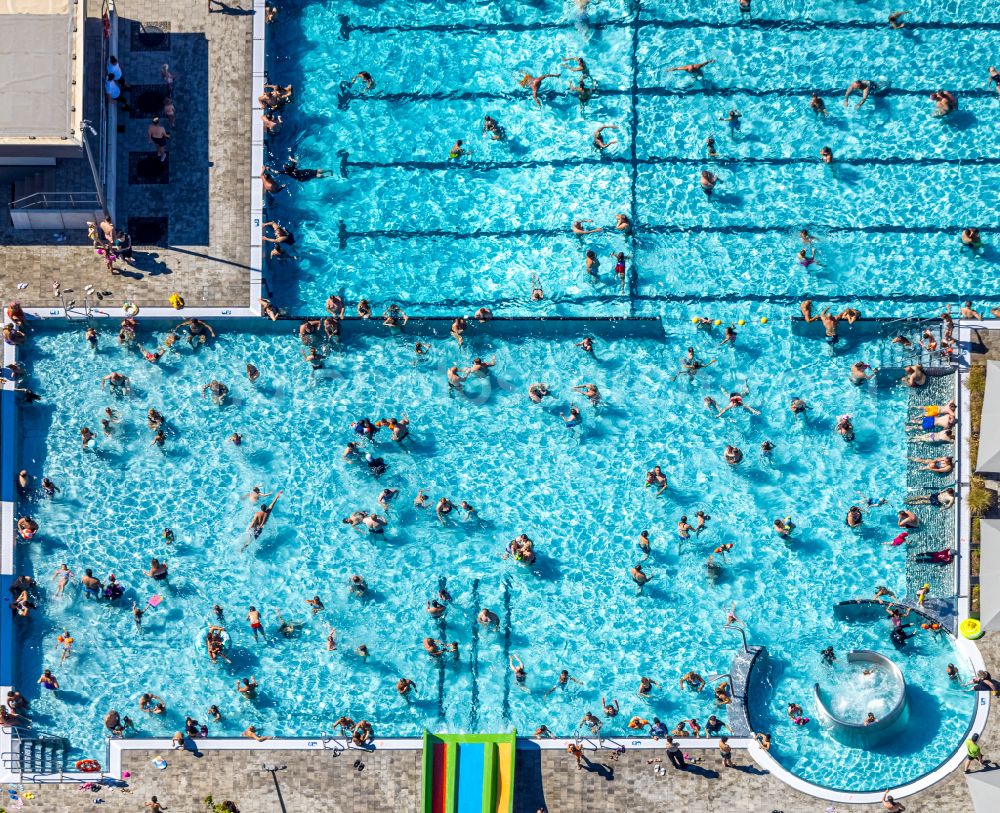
[665,736,686,769]
[882,790,905,812]
[248,491,282,541]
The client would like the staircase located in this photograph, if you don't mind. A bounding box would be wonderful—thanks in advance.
[1,730,69,779]
[8,162,103,230]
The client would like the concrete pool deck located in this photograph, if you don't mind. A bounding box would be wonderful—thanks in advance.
[0,0,255,310]
[0,635,993,812]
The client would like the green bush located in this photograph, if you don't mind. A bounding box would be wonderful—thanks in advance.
[968,478,995,517]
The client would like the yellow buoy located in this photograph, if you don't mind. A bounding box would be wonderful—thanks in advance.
[960,618,983,640]
[737,319,746,326]
[713,319,722,326]
[691,317,700,324]
[760,317,769,324]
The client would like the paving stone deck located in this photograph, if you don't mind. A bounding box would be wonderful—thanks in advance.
[8,630,997,812]
[0,0,253,309]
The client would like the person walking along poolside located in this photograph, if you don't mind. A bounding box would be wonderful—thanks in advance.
[665,736,686,769]
[964,733,989,773]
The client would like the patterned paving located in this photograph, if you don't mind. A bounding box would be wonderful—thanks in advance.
[0,0,253,309]
[8,629,997,812]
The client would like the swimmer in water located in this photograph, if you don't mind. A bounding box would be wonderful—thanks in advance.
[572,219,602,236]
[519,72,561,107]
[482,115,505,141]
[667,59,716,78]
[530,273,544,301]
[717,391,759,417]
[630,563,652,592]
[638,530,651,557]
[810,93,828,116]
[844,80,877,109]
[592,125,619,151]
[351,71,375,91]
[572,383,601,405]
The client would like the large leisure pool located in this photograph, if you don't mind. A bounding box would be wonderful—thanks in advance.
[8,0,997,800]
[263,0,1000,317]
[14,318,974,791]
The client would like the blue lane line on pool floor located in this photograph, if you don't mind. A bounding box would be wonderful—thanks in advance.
[335,154,1000,177]
[336,85,999,109]
[338,13,1000,39]
[469,578,480,731]
[501,576,512,725]
[626,0,641,316]
[335,220,999,245]
[437,575,447,722]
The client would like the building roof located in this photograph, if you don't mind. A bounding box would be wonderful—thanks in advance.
[980,519,1000,631]
[975,361,1000,474]
[0,0,83,145]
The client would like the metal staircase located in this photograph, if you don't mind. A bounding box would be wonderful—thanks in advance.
[1,728,69,780]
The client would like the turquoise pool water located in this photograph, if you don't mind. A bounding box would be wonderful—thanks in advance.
[263,0,1000,316]
[14,319,974,791]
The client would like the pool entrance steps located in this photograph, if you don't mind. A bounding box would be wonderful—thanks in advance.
[422,731,516,813]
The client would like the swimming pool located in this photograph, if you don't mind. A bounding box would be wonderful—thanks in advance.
[263,0,1000,316]
[13,317,975,791]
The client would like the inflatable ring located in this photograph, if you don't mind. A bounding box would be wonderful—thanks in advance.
[960,618,984,640]
[76,759,101,773]
[123,302,139,316]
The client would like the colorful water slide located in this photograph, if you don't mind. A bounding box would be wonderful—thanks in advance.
[422,731,516,813]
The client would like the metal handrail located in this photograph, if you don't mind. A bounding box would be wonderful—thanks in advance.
[723,622,750,653]
[10,192,102,210]
[99,0,111,182]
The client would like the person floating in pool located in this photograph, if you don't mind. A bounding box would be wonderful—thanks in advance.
[560,407,582,429]
[773,517,795,537]
[787,702,809,725]
[700,170,719,196]
[447,139,470,160]
[351,71,374,91]
[717,391,759,418]
[280,155,331,181]
[101,371,130,395]
[821,647,836,664]
[929,90,958,117]
[528,382,552,403]
[809,92,828,116]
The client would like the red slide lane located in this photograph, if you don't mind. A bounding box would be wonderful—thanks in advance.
[432,742,449,813]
